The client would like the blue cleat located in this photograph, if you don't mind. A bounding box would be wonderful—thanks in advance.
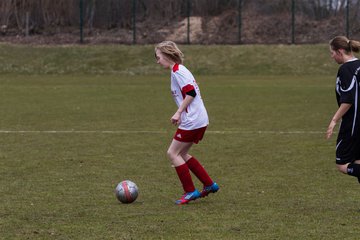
[200,182,219,197]
[175,189,201,205]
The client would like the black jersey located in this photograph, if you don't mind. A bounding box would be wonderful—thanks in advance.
[335,59,360,137]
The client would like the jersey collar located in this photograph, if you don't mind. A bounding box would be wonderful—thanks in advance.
[172,63,179,72]
[345,58,358,63]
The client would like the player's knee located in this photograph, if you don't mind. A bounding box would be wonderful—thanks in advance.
[166,149,176,161]
[336,164,349,174]
[182,154,192,162]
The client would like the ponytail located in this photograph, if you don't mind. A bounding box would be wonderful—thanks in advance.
[349,40,360,53]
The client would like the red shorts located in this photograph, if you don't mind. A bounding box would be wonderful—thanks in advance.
[173,126,207,144]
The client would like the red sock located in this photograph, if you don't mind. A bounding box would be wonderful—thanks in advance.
[186,157,213,186]
[175,164,195,193]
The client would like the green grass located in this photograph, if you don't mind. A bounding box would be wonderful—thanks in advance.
[0,43,337,76]
[1,44,359,239]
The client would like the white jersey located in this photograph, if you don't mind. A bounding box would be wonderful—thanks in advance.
[170,64,209,130]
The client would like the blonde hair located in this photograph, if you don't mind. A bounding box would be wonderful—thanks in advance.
[155,41,184,64]
[329,36,360,53]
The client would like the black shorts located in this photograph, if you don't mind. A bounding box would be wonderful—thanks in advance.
[336,134,360,165]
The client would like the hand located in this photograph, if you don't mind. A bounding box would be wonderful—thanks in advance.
[171,111,181,125]
[326,120,336,139]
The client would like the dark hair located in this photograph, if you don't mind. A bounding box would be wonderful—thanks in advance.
[329,36,360,53]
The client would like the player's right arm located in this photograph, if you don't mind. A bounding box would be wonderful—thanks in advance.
[326,103,352,139]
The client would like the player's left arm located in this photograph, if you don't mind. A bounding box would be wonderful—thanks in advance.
[171,90,196,125]
[326,103,352,139]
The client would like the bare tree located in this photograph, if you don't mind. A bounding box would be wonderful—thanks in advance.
[0,0,14,34]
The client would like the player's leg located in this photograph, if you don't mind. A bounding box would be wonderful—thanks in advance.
[167,139,200,204]
[182,153,218,197]
[345,160,360,183]
[336,163,350,174]
[178,141,218,197]
[167,139,193,167]
[336,136,360,182]
[172,136,216,188]
[178,127,219,197]
[187,156,219,197]
[183,153,212,186]
[336,161,360,183]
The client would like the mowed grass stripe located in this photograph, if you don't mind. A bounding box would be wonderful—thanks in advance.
[0,129,327,134]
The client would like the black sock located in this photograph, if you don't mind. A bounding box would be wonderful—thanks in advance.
[347,163,360,179]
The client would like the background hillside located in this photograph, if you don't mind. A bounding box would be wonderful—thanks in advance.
[0,43,338,76]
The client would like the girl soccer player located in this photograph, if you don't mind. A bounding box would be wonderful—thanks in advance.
[327,36,360,183]
[155,41,219,204]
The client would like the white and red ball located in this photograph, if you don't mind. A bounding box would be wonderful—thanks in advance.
[115,180,139,204]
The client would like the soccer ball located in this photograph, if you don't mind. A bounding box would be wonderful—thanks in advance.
[115,180,139,204]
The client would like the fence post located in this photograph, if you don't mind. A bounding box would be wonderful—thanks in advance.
[79,0,84,43]
[291,0,295,44]
[346,0,349,38]
[238,0,242,44]
[25,12,29,37]
[187,0,191,44]
[132,0,136,44]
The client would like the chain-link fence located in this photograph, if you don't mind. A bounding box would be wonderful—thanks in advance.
[1,0,359,44]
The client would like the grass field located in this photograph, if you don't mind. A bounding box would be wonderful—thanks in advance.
[0,44,359,239]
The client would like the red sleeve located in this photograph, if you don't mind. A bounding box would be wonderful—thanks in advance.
[181,84,195,94]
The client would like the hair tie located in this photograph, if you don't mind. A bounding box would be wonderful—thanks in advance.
[348,40,353,52]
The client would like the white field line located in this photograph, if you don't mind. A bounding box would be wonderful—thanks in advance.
[208,130,326,134]
[0,130,326,134]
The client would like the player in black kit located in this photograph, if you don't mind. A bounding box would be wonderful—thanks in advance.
[327,36,360,183]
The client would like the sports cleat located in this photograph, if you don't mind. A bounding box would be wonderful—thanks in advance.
[175,189,201,205]
[200,182,219,197]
